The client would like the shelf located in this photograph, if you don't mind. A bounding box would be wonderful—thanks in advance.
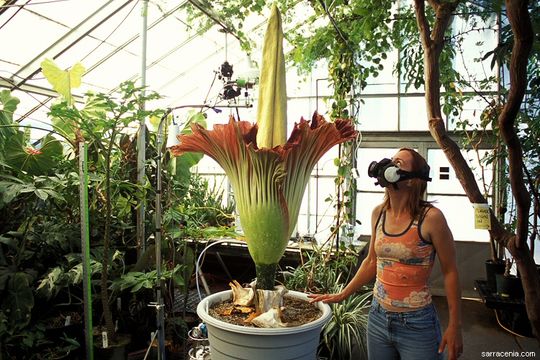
[474,279,524,311]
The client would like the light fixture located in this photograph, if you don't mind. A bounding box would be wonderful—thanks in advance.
[166,122,182,148]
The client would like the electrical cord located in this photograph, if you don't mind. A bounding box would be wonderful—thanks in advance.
[493,309,527,338]
[195,239,246,300]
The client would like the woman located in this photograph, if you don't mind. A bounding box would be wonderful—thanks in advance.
[309,148,463,360]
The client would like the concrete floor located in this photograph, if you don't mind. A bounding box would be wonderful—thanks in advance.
[433,296,539,359]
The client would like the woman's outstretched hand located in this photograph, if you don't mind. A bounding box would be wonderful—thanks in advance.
[307,293,345,304]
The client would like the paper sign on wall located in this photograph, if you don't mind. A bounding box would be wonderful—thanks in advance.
[473,203,491,230]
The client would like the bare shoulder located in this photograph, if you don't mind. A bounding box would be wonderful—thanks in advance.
[422,205,453,241]
[372,203,384,217]
[424,205,447,224]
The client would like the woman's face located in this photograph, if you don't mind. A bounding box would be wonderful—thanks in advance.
[391,150,414,172]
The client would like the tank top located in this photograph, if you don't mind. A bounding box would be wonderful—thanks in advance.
[373,207,436,311]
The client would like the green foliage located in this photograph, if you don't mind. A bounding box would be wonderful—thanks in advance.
[163,174,235,240]
[452,2,540,241]
[110,264,186,293]
[3,272,34,328]
[0,90,19,156]
[41,59,85,106]
[36,334,81,360]
[4,133,64,176]
[0,174,65,208]
[322,286,371,360]
[36,256,102,301]
[284,246,370,360]
[0,80,236,356]
[284,247,358,294]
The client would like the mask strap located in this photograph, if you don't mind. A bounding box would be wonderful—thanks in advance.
[397,169,432,182]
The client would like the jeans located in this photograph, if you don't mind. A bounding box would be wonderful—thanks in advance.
[367,298,443,360]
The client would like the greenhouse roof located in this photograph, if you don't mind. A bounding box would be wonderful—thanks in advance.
[0,0,286,132]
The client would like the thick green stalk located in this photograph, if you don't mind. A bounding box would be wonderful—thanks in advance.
[256,263,278,290]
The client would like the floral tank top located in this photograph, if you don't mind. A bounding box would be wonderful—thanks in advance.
[373,207,436,311]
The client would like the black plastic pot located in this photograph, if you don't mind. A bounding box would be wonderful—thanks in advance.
[495,274,524,299]
[485,259,506,292]
[94,334,131,360]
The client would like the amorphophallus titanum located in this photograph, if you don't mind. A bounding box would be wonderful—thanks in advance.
[170,5,357,291]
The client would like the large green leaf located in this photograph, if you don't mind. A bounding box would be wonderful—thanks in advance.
[169,111,207,184]
[5,133,64,175]
[5,273,34,330]
[0,90,20,156]
[41,59,85,106]
[0,90,19,124]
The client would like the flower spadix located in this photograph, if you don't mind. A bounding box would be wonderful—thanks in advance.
[256,3,287,148]
[170,4,357,290]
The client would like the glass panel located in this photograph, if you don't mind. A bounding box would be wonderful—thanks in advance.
[399,96,429,131]
[453,14,498,92]
[428,195,490,242]
[448,95,495,131]
[0,10,66,66]
[355,192,386,236]
[362,49,399,95]
[357,97,398,131]
[10,90,52,140]
[427,148,494,196]
[29,0,109,29]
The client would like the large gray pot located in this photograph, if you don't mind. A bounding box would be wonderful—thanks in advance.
[196,290,332,360]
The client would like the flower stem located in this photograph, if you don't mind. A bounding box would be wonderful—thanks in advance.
[256,263,278,290]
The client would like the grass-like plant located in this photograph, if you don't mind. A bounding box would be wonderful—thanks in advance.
[322,284,371,360]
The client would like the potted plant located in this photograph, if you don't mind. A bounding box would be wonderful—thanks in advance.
[496,258,524,299]
[40,64,164,355]
[284,248,372,359]
[170,4,357,359]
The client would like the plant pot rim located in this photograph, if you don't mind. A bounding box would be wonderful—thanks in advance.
[197,289,332,335]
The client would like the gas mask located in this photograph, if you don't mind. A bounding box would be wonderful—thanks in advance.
[368,158,432,188]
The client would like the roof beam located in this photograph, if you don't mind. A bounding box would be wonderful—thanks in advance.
[12,0,133,85]
[84,1,188,82]
[0,77,83,102]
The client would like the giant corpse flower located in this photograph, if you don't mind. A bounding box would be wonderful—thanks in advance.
[170,4,357,290]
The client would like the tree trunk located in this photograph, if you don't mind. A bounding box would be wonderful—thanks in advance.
[413,0,540,342]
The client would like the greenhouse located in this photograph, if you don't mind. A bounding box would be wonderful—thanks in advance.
[0,0,539,359]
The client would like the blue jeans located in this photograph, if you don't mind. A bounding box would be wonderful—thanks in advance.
[367,298,443,360]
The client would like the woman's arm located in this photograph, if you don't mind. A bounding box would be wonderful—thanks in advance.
[422,207,463,360]
[308,204,381,304]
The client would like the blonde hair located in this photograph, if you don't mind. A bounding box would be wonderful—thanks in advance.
[382,148,431,219]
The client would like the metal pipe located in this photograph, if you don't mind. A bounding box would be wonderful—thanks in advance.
[137,0,148,254]
[79,142,94,360]
[155,107,168,360]
[154,104,215,359]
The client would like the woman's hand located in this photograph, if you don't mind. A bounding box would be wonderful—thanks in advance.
[438,324,463,359]
[307,292,345,304]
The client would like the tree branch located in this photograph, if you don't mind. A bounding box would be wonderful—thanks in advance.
[414,0,432,49]
[498,0,533,248]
